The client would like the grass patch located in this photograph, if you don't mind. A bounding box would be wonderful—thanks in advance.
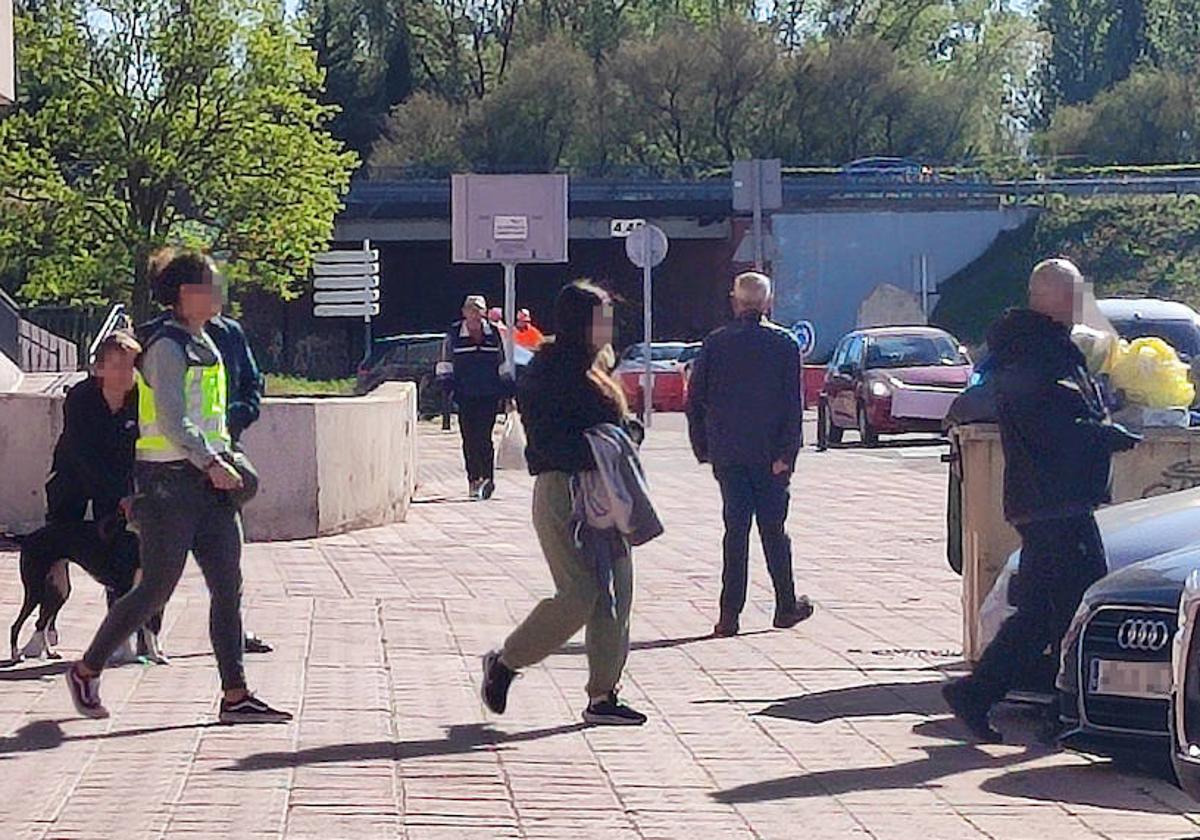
[265,375,356,397]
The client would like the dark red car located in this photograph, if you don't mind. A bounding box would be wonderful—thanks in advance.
[817,326,972,448]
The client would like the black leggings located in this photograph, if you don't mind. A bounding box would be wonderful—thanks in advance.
[458,397,500,483]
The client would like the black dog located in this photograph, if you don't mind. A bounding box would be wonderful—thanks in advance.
[7,517,163,664]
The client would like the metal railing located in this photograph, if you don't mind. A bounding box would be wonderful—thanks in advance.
[86,303,130,363]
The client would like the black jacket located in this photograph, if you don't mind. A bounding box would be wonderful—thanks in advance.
[989,309,1134,525]
[686,314,803,469]
[443,319,510,401]
[49,377,138,509]
[137,313,264,441]
[518,342,624,476]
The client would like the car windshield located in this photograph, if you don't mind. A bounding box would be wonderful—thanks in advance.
[626,344,690,363]
[865,334,963,369]
[1110,318,1200,359]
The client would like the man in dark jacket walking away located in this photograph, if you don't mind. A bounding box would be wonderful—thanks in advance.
[943,258,1140,742]
[686,272,814,638]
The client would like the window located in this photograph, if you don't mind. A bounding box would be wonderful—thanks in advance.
[846,336,865,368]
[864,334,965,369]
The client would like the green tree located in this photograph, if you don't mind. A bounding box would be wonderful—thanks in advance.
[1039,0,1149,111]
[305,0,415,160]
[1038,68,1198,164]
[0,0,357,316]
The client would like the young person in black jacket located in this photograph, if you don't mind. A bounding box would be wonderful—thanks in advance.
[480,281,647,726]
[943,258,1140,742]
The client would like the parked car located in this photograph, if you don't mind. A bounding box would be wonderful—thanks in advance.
[615,342,698,413]
[1171,569,1200,797]
[1098,298,1200,362]
[356,333,448,418]
[817,327,972,448]
[1058,542,1200,772]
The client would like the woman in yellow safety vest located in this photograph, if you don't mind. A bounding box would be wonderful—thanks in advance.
[66,250,291,725]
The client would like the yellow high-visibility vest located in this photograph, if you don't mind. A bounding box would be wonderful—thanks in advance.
[136,333,230,462]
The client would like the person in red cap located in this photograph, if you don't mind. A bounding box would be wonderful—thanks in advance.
[514,309,545,351]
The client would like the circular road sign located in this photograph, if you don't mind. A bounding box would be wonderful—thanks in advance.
[625,224,669,269]
[791,320,816,357]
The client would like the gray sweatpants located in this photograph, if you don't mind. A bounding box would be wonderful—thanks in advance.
[83,462,246,691]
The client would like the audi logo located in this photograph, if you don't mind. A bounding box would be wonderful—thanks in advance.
[1117,618,1171,652]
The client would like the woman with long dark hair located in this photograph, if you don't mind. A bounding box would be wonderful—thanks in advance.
[480,280,646,726]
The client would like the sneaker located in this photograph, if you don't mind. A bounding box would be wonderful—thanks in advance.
[773,596,815,629]
[67,663,109,719]
[713,615,740,638]
[469,480,484,501]
[941,679,1002,744]
[243,633,274,654]
[479,479,496,500]
[481,650,516,715]
[583,692,647,726]
[219,693,293,725]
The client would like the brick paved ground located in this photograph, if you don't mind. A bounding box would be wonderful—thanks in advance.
[1,415,1198,839]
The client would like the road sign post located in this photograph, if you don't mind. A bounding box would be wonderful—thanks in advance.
[313,239,380,366]
[451,174,569,380]
[733,159,783,273]
[624,224,669,428]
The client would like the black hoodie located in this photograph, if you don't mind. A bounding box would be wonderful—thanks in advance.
[987,308,1126,525]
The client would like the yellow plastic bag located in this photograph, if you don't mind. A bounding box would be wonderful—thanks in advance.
[1109,336,1196,408]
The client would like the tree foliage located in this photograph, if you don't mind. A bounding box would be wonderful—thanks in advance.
[0,0,357,315]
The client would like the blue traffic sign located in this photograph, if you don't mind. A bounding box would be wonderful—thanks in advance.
[791,320,816,357]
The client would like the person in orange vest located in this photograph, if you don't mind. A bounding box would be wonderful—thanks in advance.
[514,309,545,351]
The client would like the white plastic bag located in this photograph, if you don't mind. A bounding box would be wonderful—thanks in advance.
[496,411,527,471]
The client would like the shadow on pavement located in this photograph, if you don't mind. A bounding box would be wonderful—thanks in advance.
[0,720,219,759]
[227,721,588,772]
[981,762,1187,813]
[711,742,1044,804]
[694,679,950,724]
[0,661,71,680]
[555,630,774,656]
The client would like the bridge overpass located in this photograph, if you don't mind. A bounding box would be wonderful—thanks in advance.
[328,175,1197,360]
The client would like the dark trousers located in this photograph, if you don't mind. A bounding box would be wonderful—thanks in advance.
[83,463,246,691]
[714,464,797,617]
[971,513,1106,705]
[458,397,500,483]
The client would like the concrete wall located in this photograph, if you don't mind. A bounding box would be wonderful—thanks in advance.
[0,382,419,541]
[0,393,66,533]
[771,205,1036,359]
[243,382,419,541]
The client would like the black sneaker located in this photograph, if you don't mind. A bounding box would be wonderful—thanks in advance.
[941,679,1002,744]
[773,596,815,629]
[481,650,516,715]
[244,633,274,654]
[66,663,109,719]
[219,693,293,724]
[480,479,496,500]
[583,692,647,726]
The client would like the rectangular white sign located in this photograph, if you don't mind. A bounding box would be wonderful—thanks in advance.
[314,275,380,291]
[313,261,379,278]
[314,303,379,318]
[313,288,380,305]
[492,215,529,241]
[610,219,646,238]
[0,0,12,106]
[315,249,379,265]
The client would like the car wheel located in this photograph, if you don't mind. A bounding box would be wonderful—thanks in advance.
[858,403,879,448]
[817,400,842,450]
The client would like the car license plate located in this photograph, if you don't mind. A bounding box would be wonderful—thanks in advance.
[1088,658,1172,700]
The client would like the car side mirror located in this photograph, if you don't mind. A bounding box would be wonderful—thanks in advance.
[838,362,856,376]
